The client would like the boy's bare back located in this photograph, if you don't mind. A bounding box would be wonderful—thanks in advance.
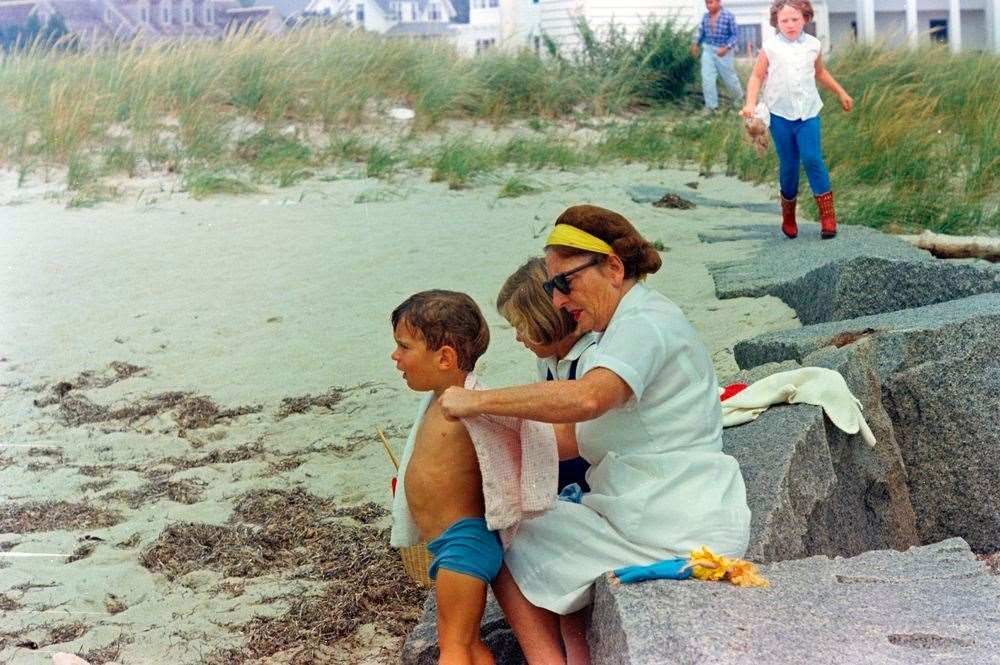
[404,399,485,542]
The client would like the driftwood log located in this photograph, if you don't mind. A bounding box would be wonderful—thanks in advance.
[901,230,1000,262]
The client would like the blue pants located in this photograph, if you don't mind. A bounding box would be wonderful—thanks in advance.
[427,517,503,584]
[769,114,832,199]
[700,48,744,109]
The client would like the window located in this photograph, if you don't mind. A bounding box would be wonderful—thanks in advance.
[428,3,440,20]
[533,35,540,53]
[162,6,170,22]
[475,37,495,53]
[356,3,364,23]
[490,0,498,6]
[141,6,148,21]
[184,7,192,23]
[735,24,761,54]
[207,6,214,22]
[929,19,947,43]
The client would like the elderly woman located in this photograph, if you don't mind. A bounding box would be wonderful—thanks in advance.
[441,205,751,663]
[497,257,599,493]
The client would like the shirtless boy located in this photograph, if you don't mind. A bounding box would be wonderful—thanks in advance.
[390,290,499,665]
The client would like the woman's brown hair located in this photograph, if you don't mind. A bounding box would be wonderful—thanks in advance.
[769,0,814,27]
[546,205,661,280]
[497,258,576,346]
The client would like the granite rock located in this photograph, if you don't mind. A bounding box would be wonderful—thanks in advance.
[589,538,1000,665]
[734,294,1000,553]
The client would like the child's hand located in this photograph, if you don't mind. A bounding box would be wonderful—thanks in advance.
[740,105,755,120]
[840,93,854,112]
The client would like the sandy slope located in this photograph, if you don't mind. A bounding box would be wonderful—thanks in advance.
[0,163,797,664]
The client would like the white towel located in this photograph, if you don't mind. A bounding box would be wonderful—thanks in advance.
[721,367,877,447]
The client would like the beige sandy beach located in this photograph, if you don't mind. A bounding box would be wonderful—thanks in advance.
[0,161,798,663]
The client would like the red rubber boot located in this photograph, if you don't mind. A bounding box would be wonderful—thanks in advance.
[816,191,837,239]
[780,195,798,239]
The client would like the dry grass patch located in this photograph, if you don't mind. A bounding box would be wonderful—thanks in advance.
[0,501,123,533]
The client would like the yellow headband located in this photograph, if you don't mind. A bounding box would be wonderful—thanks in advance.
[545,224,613,255]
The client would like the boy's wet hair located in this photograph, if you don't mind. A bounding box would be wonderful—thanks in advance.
[391,290,490,372]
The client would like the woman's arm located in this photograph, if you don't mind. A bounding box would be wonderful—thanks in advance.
[440,368,633,423]
[740,51,769,118]
[815,55,853,111]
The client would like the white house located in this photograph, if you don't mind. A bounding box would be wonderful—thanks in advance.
[303,0,458,33]
[298,0,1000,56]
[530,0,999,55]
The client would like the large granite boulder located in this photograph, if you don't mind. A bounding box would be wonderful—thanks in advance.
[703,224,929,301]
[589,538,1000,665]
[734,294,1000,554]
[767,256,1000,324]
[723,344,919,564]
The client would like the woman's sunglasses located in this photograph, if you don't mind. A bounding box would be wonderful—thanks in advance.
[542,257,602,298]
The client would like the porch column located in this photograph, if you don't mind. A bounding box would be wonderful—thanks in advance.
[905,0,918,48]
[855,0,875,43]
[988,0,1000,53]
[815,0,831,52]
[948,0,961,52]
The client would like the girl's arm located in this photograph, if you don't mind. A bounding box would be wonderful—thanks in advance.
[439,368,632,424]
[815,54,854,111]
[740,51,769,118]
[554,423,579,460]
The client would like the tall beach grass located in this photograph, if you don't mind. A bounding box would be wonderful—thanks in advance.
[0,27,996,233]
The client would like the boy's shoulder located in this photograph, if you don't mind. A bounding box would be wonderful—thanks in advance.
[417,399,472,442]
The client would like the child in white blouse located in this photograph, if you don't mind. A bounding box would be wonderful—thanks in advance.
[741,0,853,239]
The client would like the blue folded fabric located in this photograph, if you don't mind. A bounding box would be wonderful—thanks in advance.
[614,558,692,583]
[558,482,584,504]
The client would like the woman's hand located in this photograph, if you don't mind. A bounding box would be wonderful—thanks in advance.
[839,93,854,112]
[439,387,480,421]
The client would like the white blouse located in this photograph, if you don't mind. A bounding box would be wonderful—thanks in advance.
[504,283,751,614]
[763,32,823,121]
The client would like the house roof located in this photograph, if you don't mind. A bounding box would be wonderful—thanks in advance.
[385,19,452,35]
[44,0,103,21]
[0,1,39,24]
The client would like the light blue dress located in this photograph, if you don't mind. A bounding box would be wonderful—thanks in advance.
[504,283,751,614]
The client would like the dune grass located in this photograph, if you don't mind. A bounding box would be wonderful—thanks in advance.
[0,27,996,233]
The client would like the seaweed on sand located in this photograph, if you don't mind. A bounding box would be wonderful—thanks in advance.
[55,391,261,430]
[140,489,424,661]
[102,477,207,509]
[0,501,123,533]
[276,388,345,419]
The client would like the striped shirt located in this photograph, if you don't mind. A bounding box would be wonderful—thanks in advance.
[695,9,739,49]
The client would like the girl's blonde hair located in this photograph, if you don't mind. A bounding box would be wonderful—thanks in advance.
[770,0,814,27]
[496,258,576,347]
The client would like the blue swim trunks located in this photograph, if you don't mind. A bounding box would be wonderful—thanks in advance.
[427,517,503,584]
